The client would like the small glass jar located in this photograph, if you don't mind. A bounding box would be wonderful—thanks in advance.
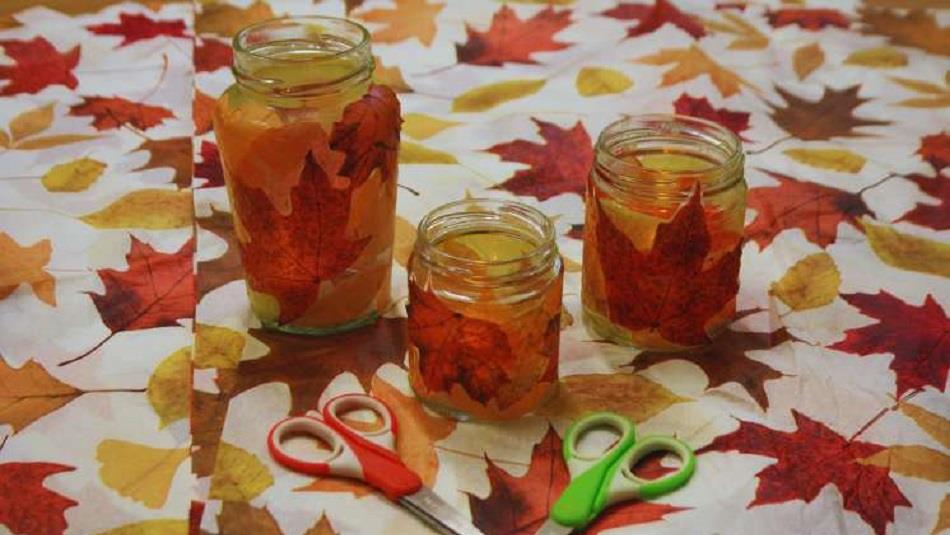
[407,199,563,420]
[581,115,746,351]
[213,16,400,335]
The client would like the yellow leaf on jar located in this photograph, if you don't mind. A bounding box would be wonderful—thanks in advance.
[95,519,188,535]
[537,373,687,423]
[575,67,633,97]
[402,113,459,140]
[770,252,840,310]
[80,189,192,229]
[195,1,273,37]
[96,440,189,509]
[0,359,79,433]
[42,158,106,192]
[394,215,417,267]
[194,323,246,369]
[209,442,274,501]
[793,43,824,81]
[399,141,458,164]
[859,445,950,482]
[862,219,950,278]
[900,403,950,449]
[9,103,53,142]
[844,47,908,68]
[147,347,190,428]
[783,148,866,173]
[452,79,546,113]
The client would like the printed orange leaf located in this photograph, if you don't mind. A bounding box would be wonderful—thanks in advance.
[304,515,339,535]
[195,38,232,72]
[373,56,411,93]
[70,96,174,131]
[456,5,571,66]
[919,132,949,172]
[0,359,79,433]
[898,174,949,230]
[602,0,705,39]
[767,8,849,29]
[357,0,444,47]
[746,170,873,248]
[673,93,750,139]
[0,462,77,535]
[195,140,224,188]
[701,411,910,535]
[87,12,187,46]
[860,8,950,57]
[637,45,749,97]
[768,85,890,140]
[792,42,823,81]
[196,206,242,298]
[216,501,280,535]
[196,1,273,38]
[0,37,79,95]
[469,426,685,535]
[193,90,214,135]
[133,137,193,189]
[489,118,593,201]
[0,233,56,306]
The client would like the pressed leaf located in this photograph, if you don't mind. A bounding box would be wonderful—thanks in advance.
[208,442,274,501]
[13,134,99,150]
[42,157,106,192]
[538,373,685,422]
[862,219,950,278]
[10,103,54,141]
[0,462,77,535]
[216,501,280,535]
[0,359,79,433]
[147,347,190,428]
[194,323,245,369]
[356,0,444,46]
[96,440,189,508]
[399,141,457,164]
[452,79,545,112]
[793,43,823,81]
[402,113,459,140]
[0,233,56,306]
[96,519,188,535]
[900,403,950,449]
[770,253,840,310]
[575,66,633,97]
[637,45,749,97]
[844,47,907,68]
[133,138,193,189]
[783,148,866,173]
[456,5,571,66]
[394,215,416,267]
[196,1,273,37]
[859,445,950,482]
[80,189,192,229]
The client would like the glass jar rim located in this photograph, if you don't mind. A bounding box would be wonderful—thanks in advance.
[232,15,371,64]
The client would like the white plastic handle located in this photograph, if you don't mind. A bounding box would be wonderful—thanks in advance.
[268,416,364,479]
[324,394,396,450]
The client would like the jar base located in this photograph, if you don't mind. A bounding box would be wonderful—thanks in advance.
[260,311,379,336]
[412,381,559,422]
[582,306,715,352]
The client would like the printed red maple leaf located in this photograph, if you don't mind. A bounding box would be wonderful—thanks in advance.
[700,411,910,535]
[234,145,370,323]
[0,37,79,96]
[456,5,571,66]
[918,131,949,172]
[831,291,949,397]
[195,38,233,72]
[87,12,187,46]
[898,173,949,230]
[468,426,685,534]
[489,118,593,201]
[596,186,742,346]
[767,8,850,30]
[602,0,705,39]
[407,280,511,404]
[70,96,174,131]
[196,140,224,188]
[746,170,874,248]
[329,84,401,187]
[673,93,750,140]
[0,462,77,535]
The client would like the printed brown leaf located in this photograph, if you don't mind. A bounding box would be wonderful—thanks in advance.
[70,96,174,131]
[0,359,79,433]
[133,137,193,189]
[456,5,571,66]
[768,85,890,140]
[860,8,950,57]
[196,206,243,299]
[0,232,56,306]
[217,501,281,535]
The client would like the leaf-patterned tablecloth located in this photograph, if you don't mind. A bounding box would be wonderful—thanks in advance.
[0,1,947,534]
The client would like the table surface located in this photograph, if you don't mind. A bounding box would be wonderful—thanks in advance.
[1,1,948,534]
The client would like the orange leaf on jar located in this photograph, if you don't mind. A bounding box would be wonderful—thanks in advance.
[329,84,401,187]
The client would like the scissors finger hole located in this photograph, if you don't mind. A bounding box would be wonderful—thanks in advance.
[574,424,623,459]
[629,451,682,480]
[273,419,341,463]
[338,407,385,433]
[326,394,393,437]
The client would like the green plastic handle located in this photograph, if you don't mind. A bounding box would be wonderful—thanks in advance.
[550,412,637,528]
[611,435,696,501]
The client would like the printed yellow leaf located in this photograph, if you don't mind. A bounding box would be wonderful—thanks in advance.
[859,445,950,482]
[793,43,824,81]
[13,134,99,150]
[0,129,9,148]
[96,519,188,535]
[934,494,950,535]
[96,440,189,508]
[538,373,687,423]
[10,104,53,141]
[862,219,950,278]
[196,1,273,37]
[889,75,950,108]
[784,148,866,173]
[304,515,339,535]
[195,323,245,369]
[42,158,106,192]
[0,233,56,307]
[209,442,274,501]
[374,56,411,93]
[844,47,908,68]
[394,215,417,267]
[147,347,190,429]
[897,96,950,108]
[80,189,192,229]
[217,501,281,535]
[403,113,459,140]
[704,12,767,50]
[357,0,444,47]
[637,45,750,97]
[770,252,840,310]
[0,359,79,433]
[452,79,546,112]
[890,77,949,95]
[576,67,633,97]
[399,141,458,164]
[900,403,950,449]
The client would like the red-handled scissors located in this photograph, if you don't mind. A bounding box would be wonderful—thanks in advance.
[267,393,484,535]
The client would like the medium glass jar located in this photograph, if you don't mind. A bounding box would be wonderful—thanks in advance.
[213,16,400,335]
[407,199,563,420]
[581,115,745,351]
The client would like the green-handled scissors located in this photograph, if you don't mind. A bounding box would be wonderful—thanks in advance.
[537,412,697,534]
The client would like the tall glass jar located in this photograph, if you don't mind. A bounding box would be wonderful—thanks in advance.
[407,199,563,420]
[213,17,400,335]
[581,115,745,351]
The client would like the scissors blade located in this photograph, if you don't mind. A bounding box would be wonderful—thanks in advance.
[534,518,574,535]
[399,487,485,535]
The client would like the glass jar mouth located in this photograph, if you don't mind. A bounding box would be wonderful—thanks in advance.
[594,114,744,195]
[233,16,371,63]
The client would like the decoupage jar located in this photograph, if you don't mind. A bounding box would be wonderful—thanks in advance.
[582,115,746,351]
[213,16,400,335]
